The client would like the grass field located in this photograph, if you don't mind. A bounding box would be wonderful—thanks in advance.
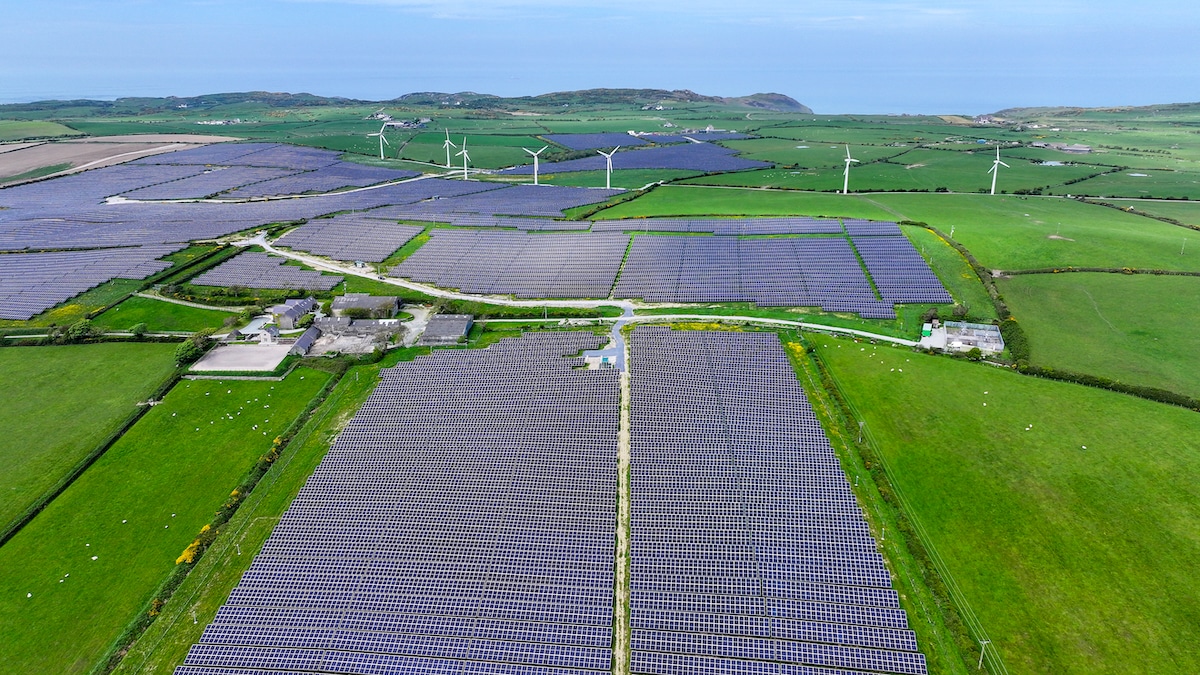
[0,343,178,537]
[860,193,1200,272]
[590,185,903,220]
[1105,198,1200,227]
[0,368,331,674]
[112,351,427,675]
[93,296,239,333]
[0,161,70,184]
[0,120,82,141]
[817,340,1200,674]
[998,272,1200,397]
[687,148,1106,194]
[1065,168,1200,200]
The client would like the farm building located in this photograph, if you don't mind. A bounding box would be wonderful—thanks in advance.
[919,320,1005,354]
[331,293,400,318]
[419,314,473,346]
[290,326,322,356]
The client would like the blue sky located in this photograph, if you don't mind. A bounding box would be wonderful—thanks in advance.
[2,0,1197,113]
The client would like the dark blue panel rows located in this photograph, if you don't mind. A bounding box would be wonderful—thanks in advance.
[627,328,927,675]
[174,332,619,675]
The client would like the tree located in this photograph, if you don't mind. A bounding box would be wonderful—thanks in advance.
[965,347,983,361]
[174,339,205,365]
[64,319,100,343]
[129,322,149,337]
[175,328,215,365]
[920,307,939,323]
[952,304,969,319]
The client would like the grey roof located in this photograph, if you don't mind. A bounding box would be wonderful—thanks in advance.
[419,314,473,344]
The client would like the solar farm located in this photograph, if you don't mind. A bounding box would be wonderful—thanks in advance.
[175,332,620,674]
[3,94,1199,675]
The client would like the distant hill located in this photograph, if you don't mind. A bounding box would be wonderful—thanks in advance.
[0,88,811,115]
[994,101,1200,118]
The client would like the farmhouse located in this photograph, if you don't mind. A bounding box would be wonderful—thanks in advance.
[919,320,1005,354]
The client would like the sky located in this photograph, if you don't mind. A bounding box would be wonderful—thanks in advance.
[2,0,1197,114]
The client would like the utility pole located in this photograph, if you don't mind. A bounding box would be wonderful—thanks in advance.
[978,639,991,670]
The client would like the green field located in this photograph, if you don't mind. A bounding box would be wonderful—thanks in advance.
[0,120,82,141]
[112,350,426,675]
[999,272,1200,397]
[0,368,331,674]
[1066,168,1200,200]
[859,193,1200,272]
[93,296,239,333]
[1104,199,1200,227]
[817,340,1200,674]
[590,185,903,220]
[0,343,178,536]
[686,148,1107,194]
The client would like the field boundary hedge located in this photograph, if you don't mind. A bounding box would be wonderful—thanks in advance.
[1000,266,1200,277]
[0,365,184,548]
[1081,198,1200,232]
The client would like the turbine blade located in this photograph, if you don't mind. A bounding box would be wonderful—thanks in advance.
[999,161,1010,168]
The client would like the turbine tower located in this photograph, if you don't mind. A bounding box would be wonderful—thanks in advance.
[842,145,859,195]
[442,130,457,169]
[456,138,471,180]
[988,146,1010,195]
[367,123,391,161]
[524,145,549,185]
[598,146,619,190]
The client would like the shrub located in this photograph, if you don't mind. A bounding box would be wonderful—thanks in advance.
[129,323,149,337]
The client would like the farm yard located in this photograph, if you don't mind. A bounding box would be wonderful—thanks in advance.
[1,92,1200,675]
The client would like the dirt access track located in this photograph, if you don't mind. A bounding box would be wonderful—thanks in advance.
[0,134,241,185]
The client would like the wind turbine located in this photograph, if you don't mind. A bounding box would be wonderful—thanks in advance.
[442,130,457,169]
[456,138,471,180]
[598,146,619,190]
[842,145,859,195]
[988,145,1010,195]
[524,145,549,185]
[367,123,390,160]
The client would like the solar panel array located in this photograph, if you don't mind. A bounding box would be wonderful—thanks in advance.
[227,162,422,198]
[174,331,619,675]
[376,185,624,219]
[503,143,770,175]
[842,220,903,237]
[190,251,342,291]
[614,236,897,318]
[544,133,649,150]
[392,230,628,298]
[0,244,181,319]
[591,217,842,236]
[852,237,953,305]
[121,166,300,200]
[394,214,592,232]
[627,327,928,675]
[275,216,424,263]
